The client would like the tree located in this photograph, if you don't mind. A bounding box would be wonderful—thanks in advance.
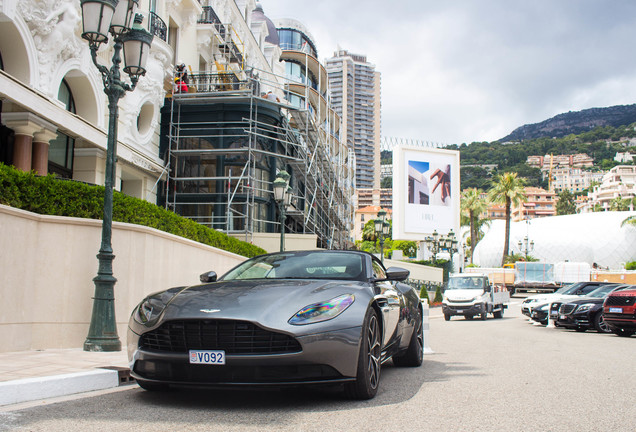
[609,197,629,211]
[380,176,392,188]
[361,220,377,242]
[461,188,487,264]
[556,189,577,215]
[488,172,526,266]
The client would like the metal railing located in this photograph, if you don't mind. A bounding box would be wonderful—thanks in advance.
[149,12,167,42]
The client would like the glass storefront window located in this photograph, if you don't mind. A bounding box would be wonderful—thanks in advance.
[49,80,75,178]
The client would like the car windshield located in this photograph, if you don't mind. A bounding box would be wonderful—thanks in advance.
[446,277,485,290]
[585,284,619,298]
[220,252,365,281]
[558,282,584,295]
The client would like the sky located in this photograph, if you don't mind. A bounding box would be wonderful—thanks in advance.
[262,0,636,145]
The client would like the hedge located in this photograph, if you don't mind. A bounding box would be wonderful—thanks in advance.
[0,163,267,258]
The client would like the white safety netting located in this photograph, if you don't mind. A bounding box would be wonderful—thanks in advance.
[473,211,636,270]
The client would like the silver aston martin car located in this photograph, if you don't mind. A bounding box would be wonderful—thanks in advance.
[127,250,424,399]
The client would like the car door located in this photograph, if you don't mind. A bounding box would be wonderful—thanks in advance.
[371,258,401,348]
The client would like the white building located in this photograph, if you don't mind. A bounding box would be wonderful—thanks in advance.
[0,0,354,249]
[552,167,605,194]
[588,165,636,211]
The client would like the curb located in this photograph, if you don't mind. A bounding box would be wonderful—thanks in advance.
[0,368,121,407]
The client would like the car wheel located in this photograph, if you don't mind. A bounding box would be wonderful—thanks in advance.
[345,308,381,400]
[444,313,451,321]
[613,328,635,338]
[480,311,487,320]
[136,379,169,392]
[393,310,423,368]
[493,306,503,319]
[593,312,612,333]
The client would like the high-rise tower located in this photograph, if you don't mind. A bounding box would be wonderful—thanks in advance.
[326,50,381,190]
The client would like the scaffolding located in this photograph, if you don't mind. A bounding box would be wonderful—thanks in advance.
[162,65,354,250]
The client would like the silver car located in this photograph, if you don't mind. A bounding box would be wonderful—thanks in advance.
[127,250,424,399]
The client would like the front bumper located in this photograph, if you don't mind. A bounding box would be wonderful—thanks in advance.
[604,314,636,331]
[127,326,362,387]
[442,303,485,316]
[556,311,593,330]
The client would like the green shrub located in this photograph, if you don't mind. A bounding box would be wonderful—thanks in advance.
[626,261,636,270]
[419,286,430,303]
[433,286,443,303]
[0,163,266,258]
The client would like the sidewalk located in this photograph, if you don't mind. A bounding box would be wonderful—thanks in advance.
[0,348,131,407]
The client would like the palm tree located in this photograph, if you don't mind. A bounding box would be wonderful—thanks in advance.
[488,173,526,266]
[461,188,487,264]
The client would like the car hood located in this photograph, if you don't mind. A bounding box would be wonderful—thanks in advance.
[533,294,581,307]
[157,278,370,333]
[564,297,605,305]
[444,289,484,301]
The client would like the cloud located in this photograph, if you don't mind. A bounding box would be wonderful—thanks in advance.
[263,0,636,143]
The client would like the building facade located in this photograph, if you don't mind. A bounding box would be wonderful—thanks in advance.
[587,165,636,211]
[511,187,556,221]
[552,167,604,194]
[0,0,354,250]
[326,50,381,190]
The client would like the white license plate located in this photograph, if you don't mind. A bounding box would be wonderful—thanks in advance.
[189,350,226,365]
[560,314,566,320]
[457,310,463,313]
[609,307,623,313]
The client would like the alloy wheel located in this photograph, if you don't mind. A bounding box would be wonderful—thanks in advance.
[367,314,381,389]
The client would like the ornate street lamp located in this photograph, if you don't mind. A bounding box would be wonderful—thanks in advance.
[273,171,290,252]
[424,229,439,264]
[374,209,388,264]
[81,0,153,352]
[518,235,534,261]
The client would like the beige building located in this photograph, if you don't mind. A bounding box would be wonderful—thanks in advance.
[353,205,391,242]
[552,167,604,193]
[355,188,393,210]
[326,50,381,190]
[512,187,556,221]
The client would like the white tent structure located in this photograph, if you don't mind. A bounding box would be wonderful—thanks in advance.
[473,212,636,269]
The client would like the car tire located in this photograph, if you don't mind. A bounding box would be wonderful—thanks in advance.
[613,328,635,338]
[393,310,423,368]
[444,313,451,321]
[345,308,381,400]
[480,311,487,320]
[493,306,503,319]
[593,312,612,333]
[136,379,169,392]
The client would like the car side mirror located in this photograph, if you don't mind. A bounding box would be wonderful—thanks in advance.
[385,267,410,282]
[200,271,217,283]
[484,284,492,292]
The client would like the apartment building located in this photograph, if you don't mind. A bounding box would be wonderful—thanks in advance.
[552,167,604,193]
[0,0,354,249]
[587,165,636,211]
[326,50,381,190]
[511,187,556,221]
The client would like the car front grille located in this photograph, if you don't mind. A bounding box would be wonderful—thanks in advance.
[140,320,302,354]
[605,296,636,307]
[559,304,577,315]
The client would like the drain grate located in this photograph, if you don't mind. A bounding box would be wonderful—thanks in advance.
[100,366,135,386]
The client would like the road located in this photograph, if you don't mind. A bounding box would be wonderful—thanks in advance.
[1,298,635,432]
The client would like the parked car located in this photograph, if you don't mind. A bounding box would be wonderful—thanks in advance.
[603,287,636,337]
[556,285,632,333]
[528,282,617,324]
[521,281,614,317]
[127,250,423,400]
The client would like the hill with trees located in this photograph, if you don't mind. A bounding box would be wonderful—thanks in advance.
[499,104,636,142]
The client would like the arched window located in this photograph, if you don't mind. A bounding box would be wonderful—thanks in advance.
[48,79,76,178]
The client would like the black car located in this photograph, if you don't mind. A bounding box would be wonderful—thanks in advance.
[556,285,631,332]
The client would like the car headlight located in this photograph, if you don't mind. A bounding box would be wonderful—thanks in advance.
[134,297,167,324]
[289,294,355,325]
[576,303,594,313]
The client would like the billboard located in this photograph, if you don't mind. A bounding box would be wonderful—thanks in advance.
[392,146,460,241]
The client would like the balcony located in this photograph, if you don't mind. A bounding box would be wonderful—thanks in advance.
[149,12,167,42]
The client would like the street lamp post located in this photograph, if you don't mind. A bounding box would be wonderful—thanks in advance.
[81,0,153,352]
[443,229,459,271]
[518,236,534,261]
[424,229,439,264]
[273,171,291,252]
[374,209,389,264]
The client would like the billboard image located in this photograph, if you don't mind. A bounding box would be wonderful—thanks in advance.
[393,146,460,240]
